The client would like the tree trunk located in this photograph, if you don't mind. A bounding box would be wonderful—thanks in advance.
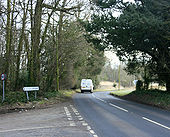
[15,1,28,90]
[55,0,67,91]
[4,0,11,77]
[30,0,43,86]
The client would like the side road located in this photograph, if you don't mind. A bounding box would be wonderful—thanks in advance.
[0,101,95,137]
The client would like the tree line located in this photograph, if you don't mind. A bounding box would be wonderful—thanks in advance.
[84,0,170,91]
[99,63,135,88]
[0,0,105,93]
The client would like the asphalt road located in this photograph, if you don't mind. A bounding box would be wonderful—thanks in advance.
[73,91,170,137]
[0,101,95,137]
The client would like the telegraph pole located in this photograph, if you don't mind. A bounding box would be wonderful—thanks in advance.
[118,63,121,90]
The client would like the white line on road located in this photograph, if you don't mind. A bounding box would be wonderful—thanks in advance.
[92,94,128,112]
[89,130,95,134]
[92,94,107,103]
[79,117,83,121]
[87,126,91,130]
[64,107,76,126]
[70,122,76,127]
[82,122,88,126]
[142,117,170,130]
[97,97,107,103]
[69,105,98,137]
[109,103,128,112]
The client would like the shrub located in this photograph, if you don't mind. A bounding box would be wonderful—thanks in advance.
[136,80,143,91]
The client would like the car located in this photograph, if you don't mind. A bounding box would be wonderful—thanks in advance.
[80,79,94,93]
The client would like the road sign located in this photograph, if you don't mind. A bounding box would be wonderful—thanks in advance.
[1,73,5,81]
[1,73,6,102]
[23,87,39,91]
[23,87,39,101]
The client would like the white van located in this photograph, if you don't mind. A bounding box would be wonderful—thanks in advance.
[81,79,93,93]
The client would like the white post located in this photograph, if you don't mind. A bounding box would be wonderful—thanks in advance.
[2,80,5,102]
[26,91,29,101]
[35,91,37,99]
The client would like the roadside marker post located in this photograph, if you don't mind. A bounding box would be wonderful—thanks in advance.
[1,73,6,102]
[23,87,39,101]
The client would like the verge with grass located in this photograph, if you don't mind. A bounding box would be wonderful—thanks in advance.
[110,89,134,96]
[111,89,170,111]
[0,90,76,114]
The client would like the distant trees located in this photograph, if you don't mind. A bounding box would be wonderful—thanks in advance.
[83,0,170,91]
[0,0,105,93]
[99,61,134,87]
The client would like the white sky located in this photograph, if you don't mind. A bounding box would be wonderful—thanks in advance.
[104,51,120,67]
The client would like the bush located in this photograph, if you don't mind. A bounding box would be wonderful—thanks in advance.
[0,91,27,104]
[136,80,143,91]
[0,91,40,104]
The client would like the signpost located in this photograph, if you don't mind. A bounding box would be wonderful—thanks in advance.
[1,73,6,102]
[23,87,39,101]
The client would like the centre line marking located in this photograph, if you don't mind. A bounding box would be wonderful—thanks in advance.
[92,94,106,103]
[142,117,170,130]
[97,97,106,103]
[109,103,128,112]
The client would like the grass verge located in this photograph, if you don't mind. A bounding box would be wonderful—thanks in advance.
[110,89,134,96]
[0,90,76,114]
[111,89,170,111]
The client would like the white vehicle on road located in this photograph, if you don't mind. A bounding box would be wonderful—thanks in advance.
[81,79,93,93]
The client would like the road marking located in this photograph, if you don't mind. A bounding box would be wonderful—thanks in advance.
[64,107,76,126]
[82,122,88,126]
[142,117,170,130]
[68,105,98,137]
[97,97,107,103]
[109,103,128,112]
[87,126,91,130]
[70,122,76,127]
[67,117,73,121]
[93,94,128,112]
[79,117,83,121]
[75,112,80,115]
[90,130,95,134]
[92,94,107,103]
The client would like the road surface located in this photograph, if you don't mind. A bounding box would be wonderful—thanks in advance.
[0,91,170,137]
[0,101,95,137]
[73,91,170,137]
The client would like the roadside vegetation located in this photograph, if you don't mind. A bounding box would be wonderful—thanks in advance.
[110,89,133,96]
[111,89,170,111]
[0,0,169,111]
[84,0,170,92]
[0,90,76,113]
[0,0,105,106]
[83,0,170,110]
